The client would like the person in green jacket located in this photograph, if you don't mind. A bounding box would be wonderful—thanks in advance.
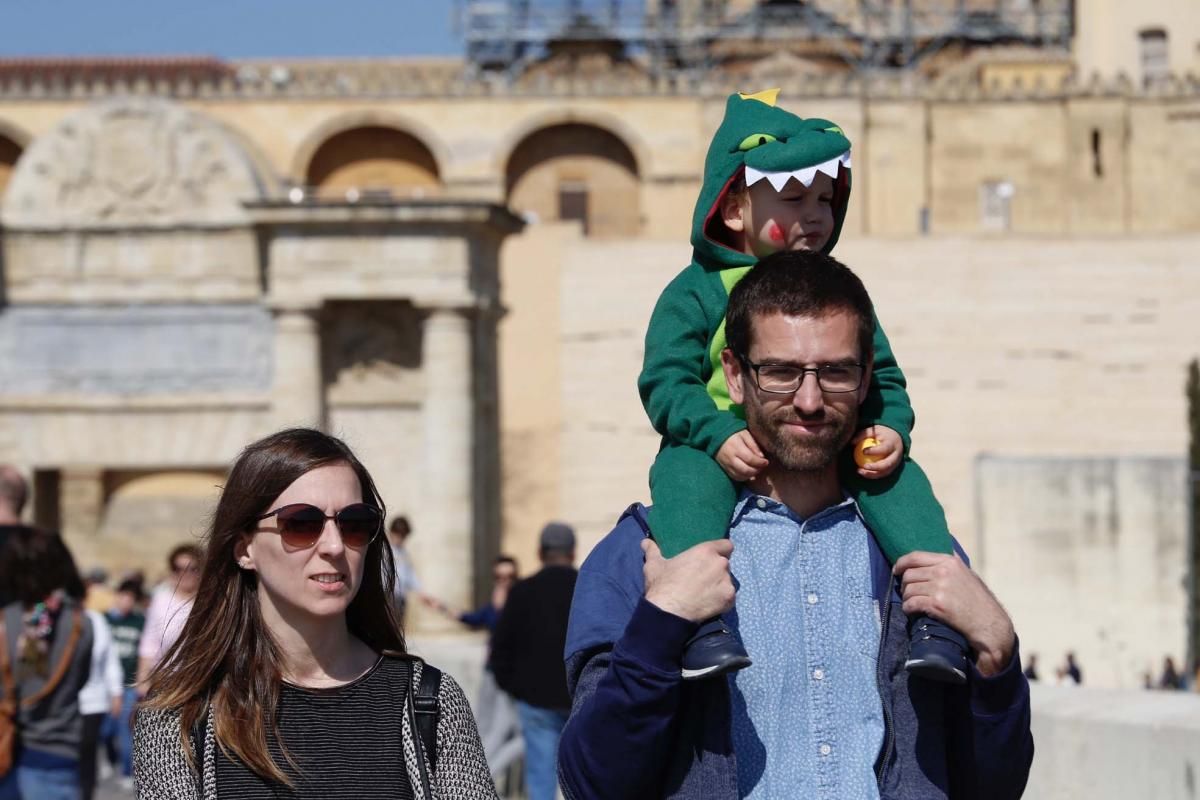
[639,88,969,683]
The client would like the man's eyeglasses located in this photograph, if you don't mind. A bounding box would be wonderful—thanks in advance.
[172,562,199,575]
[256,502,383,550]
[740,357,865,394]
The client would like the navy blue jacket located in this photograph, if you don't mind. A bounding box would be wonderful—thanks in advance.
[558,504,1033,800]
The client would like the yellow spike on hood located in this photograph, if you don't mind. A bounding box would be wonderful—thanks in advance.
[737,87,780,107]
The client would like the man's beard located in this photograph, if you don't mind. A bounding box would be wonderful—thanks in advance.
[743,394,856,473]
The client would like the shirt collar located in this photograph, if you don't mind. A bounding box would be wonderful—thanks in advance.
[732,487,861,529]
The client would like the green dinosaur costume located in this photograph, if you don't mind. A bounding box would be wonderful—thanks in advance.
[639,89,953,562]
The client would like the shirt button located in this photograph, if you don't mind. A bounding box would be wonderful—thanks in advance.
[755,498,767,510]
[813,668,825,680]
[820,744,832,756]
[807,593,819,605]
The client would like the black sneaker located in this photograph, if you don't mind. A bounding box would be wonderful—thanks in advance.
[681,618,752,680]
[904,615,969,685]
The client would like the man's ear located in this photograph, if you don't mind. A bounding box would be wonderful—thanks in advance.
[857,358,874,407]
[720,191,746,233]
[722,348,746,405]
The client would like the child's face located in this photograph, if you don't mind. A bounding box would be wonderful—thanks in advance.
[725,171,835,258]
[114,590,136,615]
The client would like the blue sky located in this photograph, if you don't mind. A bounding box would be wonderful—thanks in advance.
[0,0,462,59]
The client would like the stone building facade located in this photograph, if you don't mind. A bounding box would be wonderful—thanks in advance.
[0,94,520,621]
[0,28,1197,674]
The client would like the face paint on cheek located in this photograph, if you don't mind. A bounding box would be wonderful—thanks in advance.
[766,220,785,244]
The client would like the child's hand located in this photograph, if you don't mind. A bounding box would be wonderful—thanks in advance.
[851,425,903,479]
[716,430,769,481]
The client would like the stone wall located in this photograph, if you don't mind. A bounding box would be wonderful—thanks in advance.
[1027,683,1200,800]
[979,457,1189,689]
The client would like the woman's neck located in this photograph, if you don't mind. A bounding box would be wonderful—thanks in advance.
[259,599,376,688]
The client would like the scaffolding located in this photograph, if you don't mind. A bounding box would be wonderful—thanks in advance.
[456,0,1074,76]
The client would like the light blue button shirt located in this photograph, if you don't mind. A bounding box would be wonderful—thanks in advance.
[726,491,885,800]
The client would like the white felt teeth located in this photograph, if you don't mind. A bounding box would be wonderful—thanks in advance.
[744,151,851,191]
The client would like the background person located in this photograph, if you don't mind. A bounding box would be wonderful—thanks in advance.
[423,555,519,635]
[423,556,524,777]
[82,570,114,616]
[133,427,497,798]
[386,516,421,621]
[0,466,29,609]
[490,524,577,800]
[100,579,143,792]
[1158,656,1185,690]
[134,544,201,695]
[1063,651,1083,685]
[77,607,122,800]
[0,528,95,800]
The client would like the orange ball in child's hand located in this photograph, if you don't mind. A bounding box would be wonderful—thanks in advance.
[854,437,884,468]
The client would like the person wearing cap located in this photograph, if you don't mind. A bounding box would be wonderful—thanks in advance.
[83,567,115,614]
[490,522,578,800]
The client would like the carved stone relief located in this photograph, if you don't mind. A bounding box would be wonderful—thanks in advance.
[322,301,423,406]
[1,98,265,229]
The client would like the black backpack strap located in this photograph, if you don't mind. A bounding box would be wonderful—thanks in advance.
[191,706,209,790]
[414,663,441,773]
[405,660,440,798]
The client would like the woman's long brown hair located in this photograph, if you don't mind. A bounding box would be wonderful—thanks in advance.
[141,427,407,784]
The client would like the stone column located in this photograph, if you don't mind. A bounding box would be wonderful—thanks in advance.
[59,467,105,566]
[271,306,324,430]
[413,306,475,631]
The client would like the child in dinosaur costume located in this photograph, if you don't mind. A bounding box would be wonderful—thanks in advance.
[639,89,969,682]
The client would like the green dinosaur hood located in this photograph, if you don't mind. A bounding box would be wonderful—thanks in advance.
[690,89,852,271]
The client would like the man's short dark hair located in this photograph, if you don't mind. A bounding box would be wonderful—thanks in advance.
[725,250,875,364]
[389,516,411,537]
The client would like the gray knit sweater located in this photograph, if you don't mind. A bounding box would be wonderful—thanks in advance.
[132,659,499,800]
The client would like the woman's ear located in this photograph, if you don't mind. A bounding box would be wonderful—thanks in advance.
[234,535,255,571]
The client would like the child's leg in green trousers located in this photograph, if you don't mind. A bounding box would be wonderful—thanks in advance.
[845,452,969,684]
[842,453,954,563]
[647,441,750,678]
[648,442,739,559]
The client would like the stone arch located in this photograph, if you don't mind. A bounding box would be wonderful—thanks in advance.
[291,112,446,197]
[0,98,269,230]
[503,119,642,238]
[0,119,31,206]
[97,469,226,572]
[496,109,649,178]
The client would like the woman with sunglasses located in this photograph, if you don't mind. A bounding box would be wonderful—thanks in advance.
[133,428,497,799]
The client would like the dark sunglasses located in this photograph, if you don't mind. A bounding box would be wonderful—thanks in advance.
[255,502,383,549]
